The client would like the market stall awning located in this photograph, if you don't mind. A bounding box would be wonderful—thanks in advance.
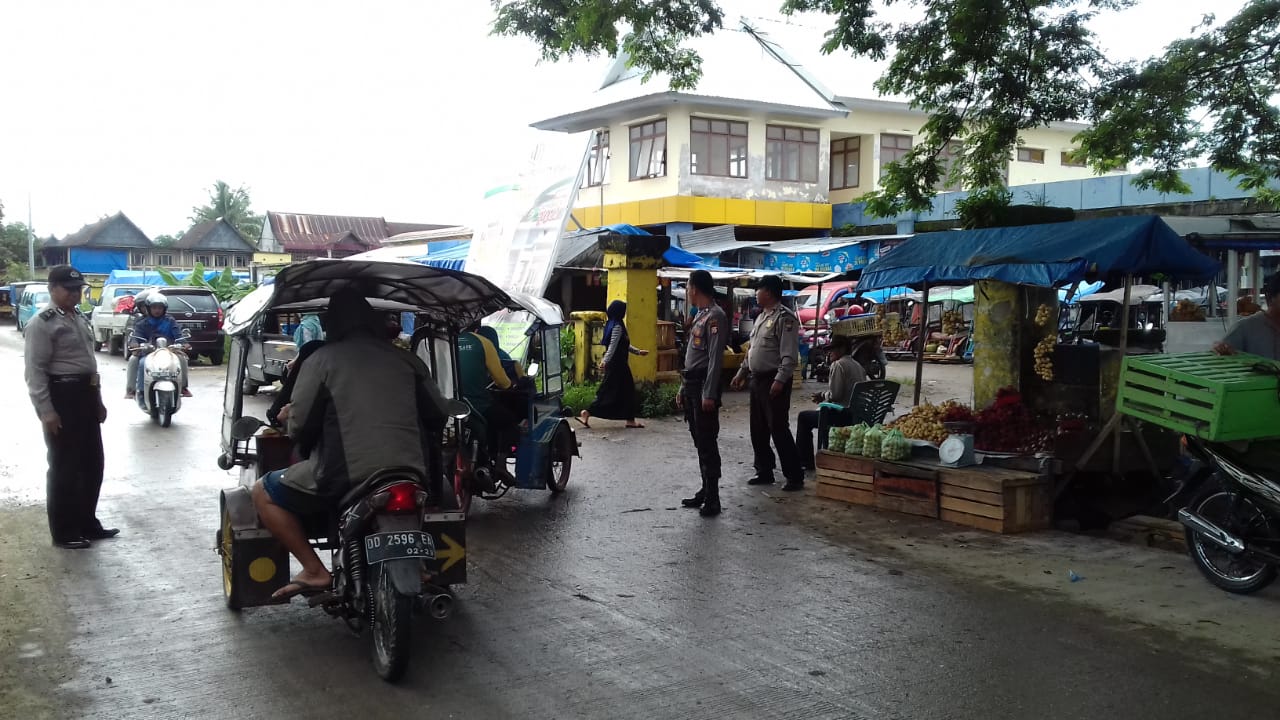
[858,216,1220,291]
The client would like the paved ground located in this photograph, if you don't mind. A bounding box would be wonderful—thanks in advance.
[1,329,1277,719]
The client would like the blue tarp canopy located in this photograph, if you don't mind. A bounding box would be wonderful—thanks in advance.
[599,224,738,271]
[103,269,251,287]
[408,242,469,271]
[859,216,1220,291]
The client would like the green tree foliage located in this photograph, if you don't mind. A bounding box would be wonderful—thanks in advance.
[492,0,1280,215]
[0,200,37,281]
[190,181,263,245]
[152,233,180,248]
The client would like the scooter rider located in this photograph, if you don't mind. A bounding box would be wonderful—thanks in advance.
[126,293,191,399]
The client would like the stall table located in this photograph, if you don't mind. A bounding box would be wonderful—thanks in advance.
[816,451,1052,534]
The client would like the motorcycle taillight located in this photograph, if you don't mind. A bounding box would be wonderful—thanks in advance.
[384,483,420,513]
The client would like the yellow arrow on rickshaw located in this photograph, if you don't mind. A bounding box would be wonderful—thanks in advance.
[436,534,465,572]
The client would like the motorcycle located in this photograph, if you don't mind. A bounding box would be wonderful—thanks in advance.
[1173,435,1280,594]
[133,331,191,427]
[224,409,469,681]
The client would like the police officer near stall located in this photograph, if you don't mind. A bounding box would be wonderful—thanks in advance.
[676,270,729,517]
[732,274,805,491]
[24,265,116,550]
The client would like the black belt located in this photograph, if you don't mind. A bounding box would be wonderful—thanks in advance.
[49,373,99,387]
[682,368,708,381]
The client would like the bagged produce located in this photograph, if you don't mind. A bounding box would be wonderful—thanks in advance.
[862,425,885,458]
[827,426,846,453]
[882,429,910,461]
[847,423,870,455]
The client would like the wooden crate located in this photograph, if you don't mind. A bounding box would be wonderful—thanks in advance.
[656,348,679,373]
[938,465,1051,534]
[1118,352,1280,441]
[815,451,873,506]
[873,462,939,518]
[656,321,676,350]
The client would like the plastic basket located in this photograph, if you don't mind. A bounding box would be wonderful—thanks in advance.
[1117,352,1280,441]
[833,314,880,338]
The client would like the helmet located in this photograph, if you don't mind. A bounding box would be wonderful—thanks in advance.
[148,293,169,310]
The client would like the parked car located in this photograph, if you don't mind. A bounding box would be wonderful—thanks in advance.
[134,286,226,365]
[16,283,49,333]
[796,281,859,328]
[91,283,150,354]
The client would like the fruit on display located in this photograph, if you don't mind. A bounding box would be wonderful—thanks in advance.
[1034,303,1055,328]
[827,426,849,453]
[925,343,940,354]
[876,305,908,345]
[887,401,966,445]
[862,425,885,458]
[882,429,911,461]
[942,309,966,336]
[1033,334,1056,381]
[848,423,869,454]
[940,403,976,424]
[1171,299,1206,322]
[973,387,1050,454]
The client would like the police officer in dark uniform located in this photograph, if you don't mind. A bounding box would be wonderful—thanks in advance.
[24,265,116,549]
[676,270,729,517]
[732,274,804,491]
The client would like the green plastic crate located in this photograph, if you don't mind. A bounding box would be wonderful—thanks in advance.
[1117,352,1280,442]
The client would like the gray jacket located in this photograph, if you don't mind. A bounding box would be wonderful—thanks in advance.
[283,334,447,498]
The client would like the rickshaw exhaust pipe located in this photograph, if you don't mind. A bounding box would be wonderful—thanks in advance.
[427,592,454,620]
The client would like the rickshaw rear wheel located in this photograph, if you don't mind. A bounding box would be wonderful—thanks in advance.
[547,424,573,493]
[219,501,243,611]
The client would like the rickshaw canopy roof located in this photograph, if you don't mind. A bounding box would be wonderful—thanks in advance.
[501,291,563,326]
[224,259,512,335]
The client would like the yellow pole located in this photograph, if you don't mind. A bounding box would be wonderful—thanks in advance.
[599,233,671,383]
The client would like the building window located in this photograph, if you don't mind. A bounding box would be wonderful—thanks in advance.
[766,125,819,183]
[880,133,914,176]
[629,119,667,180]
[130,252,148,265]
[215,255,229,268]
[1061,150,1086,168]
[690,118,748,178]
[234,255,248,268]
[155,253,174,267]
[936,141,964,191]
[584,130,610,187]
[831,137,861,190]
[195,254,211,266]
[1017,147,1045,164]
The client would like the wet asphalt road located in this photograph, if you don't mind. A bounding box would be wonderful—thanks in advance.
[0,325,1277,719]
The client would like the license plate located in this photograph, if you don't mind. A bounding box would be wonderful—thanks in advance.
[364,531,435,564]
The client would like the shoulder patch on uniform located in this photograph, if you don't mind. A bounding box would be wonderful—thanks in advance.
[39,308,57,321]
[783,317,796,332]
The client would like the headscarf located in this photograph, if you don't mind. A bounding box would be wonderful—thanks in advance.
[475,326,511,362]
[601,300,626,347]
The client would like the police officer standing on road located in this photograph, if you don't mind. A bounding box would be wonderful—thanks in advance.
[24,265,116,550]
[732,274,805,491]
[677,270,729,517]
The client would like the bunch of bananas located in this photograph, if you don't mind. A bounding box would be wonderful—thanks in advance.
[942,309,966,336]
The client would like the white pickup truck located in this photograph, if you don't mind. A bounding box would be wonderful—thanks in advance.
[90,284,150,354]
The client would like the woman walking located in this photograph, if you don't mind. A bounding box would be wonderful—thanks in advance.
[580,300,648,428]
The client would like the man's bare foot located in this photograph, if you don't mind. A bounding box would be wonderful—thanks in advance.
[577,410,591,428]
[272,569,333,600]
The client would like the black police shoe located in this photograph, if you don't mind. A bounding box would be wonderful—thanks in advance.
[85,527,120,540]
[681,490,706,508]
[699,499,722,517]
[54,537,91,550]
[746,474,775,485]
[781,479,805,492]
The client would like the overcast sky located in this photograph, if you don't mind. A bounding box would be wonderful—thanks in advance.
[0,0,1246,239]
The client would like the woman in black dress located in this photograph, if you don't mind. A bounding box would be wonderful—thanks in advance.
[580,300,649,428]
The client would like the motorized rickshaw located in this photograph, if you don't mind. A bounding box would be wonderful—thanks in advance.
[214,259,513,681]
[438,291,580,511]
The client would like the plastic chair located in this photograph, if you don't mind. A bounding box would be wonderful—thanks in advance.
[816,380,901,450]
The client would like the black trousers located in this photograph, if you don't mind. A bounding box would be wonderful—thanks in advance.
[44,379,105,542]
[681,377,721,496]
[749,373,803,482]
[796,407,854,469]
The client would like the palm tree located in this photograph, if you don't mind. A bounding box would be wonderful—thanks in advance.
[190,181,263,246]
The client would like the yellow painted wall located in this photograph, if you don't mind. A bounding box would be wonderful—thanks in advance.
[572,195,831,230]
[253,252,292,265]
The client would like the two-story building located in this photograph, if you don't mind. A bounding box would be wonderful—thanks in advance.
[532,20,1117,244]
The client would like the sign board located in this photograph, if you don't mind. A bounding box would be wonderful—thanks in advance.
[764,243,873,274]
[465,137,590,297]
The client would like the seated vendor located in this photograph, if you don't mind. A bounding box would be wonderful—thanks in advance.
[1214,273,1280,361]
[795,336,867,471]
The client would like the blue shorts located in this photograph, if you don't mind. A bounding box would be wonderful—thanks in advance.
[261,469,329,515]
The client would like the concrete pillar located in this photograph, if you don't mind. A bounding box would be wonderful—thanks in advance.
[972,280,1058,409]
[599,233,671,383]
[569,312,606,384]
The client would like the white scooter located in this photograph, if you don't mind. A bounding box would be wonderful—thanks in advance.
[133,331,191,427]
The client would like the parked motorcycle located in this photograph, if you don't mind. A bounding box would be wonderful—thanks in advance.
[1173,436,1280,594]
[133,331,191,427]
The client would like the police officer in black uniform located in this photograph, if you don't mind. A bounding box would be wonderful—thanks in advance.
[677,270,729,517]
[24,265,116,549]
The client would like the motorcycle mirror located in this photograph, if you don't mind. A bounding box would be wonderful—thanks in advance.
[230,416,265,441]
[445,399,471,420]
[527,363,540,377]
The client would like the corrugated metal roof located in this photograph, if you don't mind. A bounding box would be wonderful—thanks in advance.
[267,212,388,251]
[759,234,910,254]
[677,225,769,255]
